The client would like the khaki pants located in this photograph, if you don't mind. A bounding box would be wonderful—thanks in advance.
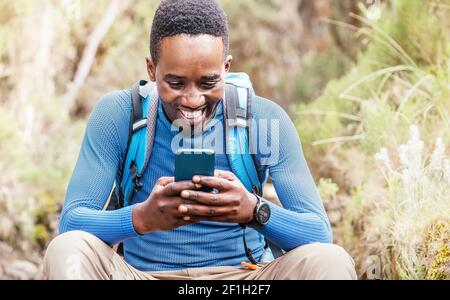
[43,230,357,280]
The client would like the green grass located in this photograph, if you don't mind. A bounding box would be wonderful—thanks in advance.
[294,0,450,279]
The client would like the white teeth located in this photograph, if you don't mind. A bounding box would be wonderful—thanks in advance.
[180,109,203,119]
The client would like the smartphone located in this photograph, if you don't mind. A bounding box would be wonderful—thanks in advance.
[175,148,215,192]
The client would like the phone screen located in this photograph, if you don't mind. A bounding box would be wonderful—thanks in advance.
[175,148,215,192]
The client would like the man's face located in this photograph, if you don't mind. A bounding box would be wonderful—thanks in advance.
[146,34,232,131]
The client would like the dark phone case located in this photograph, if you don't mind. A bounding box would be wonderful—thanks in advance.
[175,149,215,192]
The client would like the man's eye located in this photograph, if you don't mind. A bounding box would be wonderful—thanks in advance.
[201,81,219,89]
[168,82,184,89]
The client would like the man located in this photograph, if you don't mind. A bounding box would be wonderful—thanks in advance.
[44,0,356,280]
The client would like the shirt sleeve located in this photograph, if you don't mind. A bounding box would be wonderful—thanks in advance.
[251,96,332,251]
[58,90,140,245]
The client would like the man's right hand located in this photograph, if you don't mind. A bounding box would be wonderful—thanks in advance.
[131,176,200,235]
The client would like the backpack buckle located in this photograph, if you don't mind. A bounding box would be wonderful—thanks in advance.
[252,186,262,197]
[130,161,143,193]
[227,118,247,128]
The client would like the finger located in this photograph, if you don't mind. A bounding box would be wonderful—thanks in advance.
[214,170,236,181]
[177,203,233,217]
[174,215,191,222]
[155,176,174,187]
[188,216,234,223]
[174,215,197,226]
[152,177,174,194]
[151,197,185,215]
[161,200,199,223]
[163,180,201,196]
[180,190,237,206]
[191,175,234,191]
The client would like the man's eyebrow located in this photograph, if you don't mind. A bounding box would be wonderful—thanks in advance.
[163,74,221,81]
[163,74,186,81]
[200,74,221,81]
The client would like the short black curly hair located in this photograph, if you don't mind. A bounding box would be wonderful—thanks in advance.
[150,0,229,65]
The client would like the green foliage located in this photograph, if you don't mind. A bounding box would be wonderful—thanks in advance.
[317,178,339,206]
[294,48,352,103]
[295,0,449,158]
[294,0,450,279]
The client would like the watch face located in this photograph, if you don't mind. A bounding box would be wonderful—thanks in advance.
[257,203,271,225]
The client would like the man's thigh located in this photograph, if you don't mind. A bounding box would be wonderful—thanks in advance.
[44,231,155,279]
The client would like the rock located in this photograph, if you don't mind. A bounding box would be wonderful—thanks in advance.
[4,260,38,280]
[327,210,342,225]
[0,241,13,254]
[0,217,15,240]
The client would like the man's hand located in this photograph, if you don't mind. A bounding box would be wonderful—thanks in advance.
[132,177,201,234]
[177,170,258,224]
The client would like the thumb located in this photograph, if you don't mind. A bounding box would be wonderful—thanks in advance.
[214,170,236,181]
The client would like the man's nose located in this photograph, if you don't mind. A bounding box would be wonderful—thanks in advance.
[183,88,205,109]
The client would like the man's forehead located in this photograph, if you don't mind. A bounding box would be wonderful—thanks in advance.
[158,34,225,67]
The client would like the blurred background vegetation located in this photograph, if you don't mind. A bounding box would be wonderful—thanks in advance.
[0,0,448,279]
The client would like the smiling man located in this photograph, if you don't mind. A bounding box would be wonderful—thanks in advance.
[43,0,357,280]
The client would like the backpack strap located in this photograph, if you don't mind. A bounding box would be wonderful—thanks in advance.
[122,80,158,208]
[224,83,263,196]
[108,80,158,210]
[224,80,283,262]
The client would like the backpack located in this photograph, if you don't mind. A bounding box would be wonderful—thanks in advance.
[107,72,283,263]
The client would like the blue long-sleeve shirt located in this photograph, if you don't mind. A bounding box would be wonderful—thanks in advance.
[59,89,332,271]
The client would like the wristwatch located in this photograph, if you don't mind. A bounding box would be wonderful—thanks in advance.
[250,193,271,226]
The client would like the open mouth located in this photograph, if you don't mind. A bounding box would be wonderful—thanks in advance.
[178,105,207,121]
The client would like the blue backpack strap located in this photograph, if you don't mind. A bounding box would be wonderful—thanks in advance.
[225,73,283,262]
[115,80,158,208]
[224,82,263,196]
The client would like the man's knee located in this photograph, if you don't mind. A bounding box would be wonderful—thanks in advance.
[282,243,357,280]
[291,243,354,264]
[44,230,102,259]
[43,230,105,279]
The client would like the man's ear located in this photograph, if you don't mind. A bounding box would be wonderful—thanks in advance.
[146,57,156,82]
[224,55,233,73]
